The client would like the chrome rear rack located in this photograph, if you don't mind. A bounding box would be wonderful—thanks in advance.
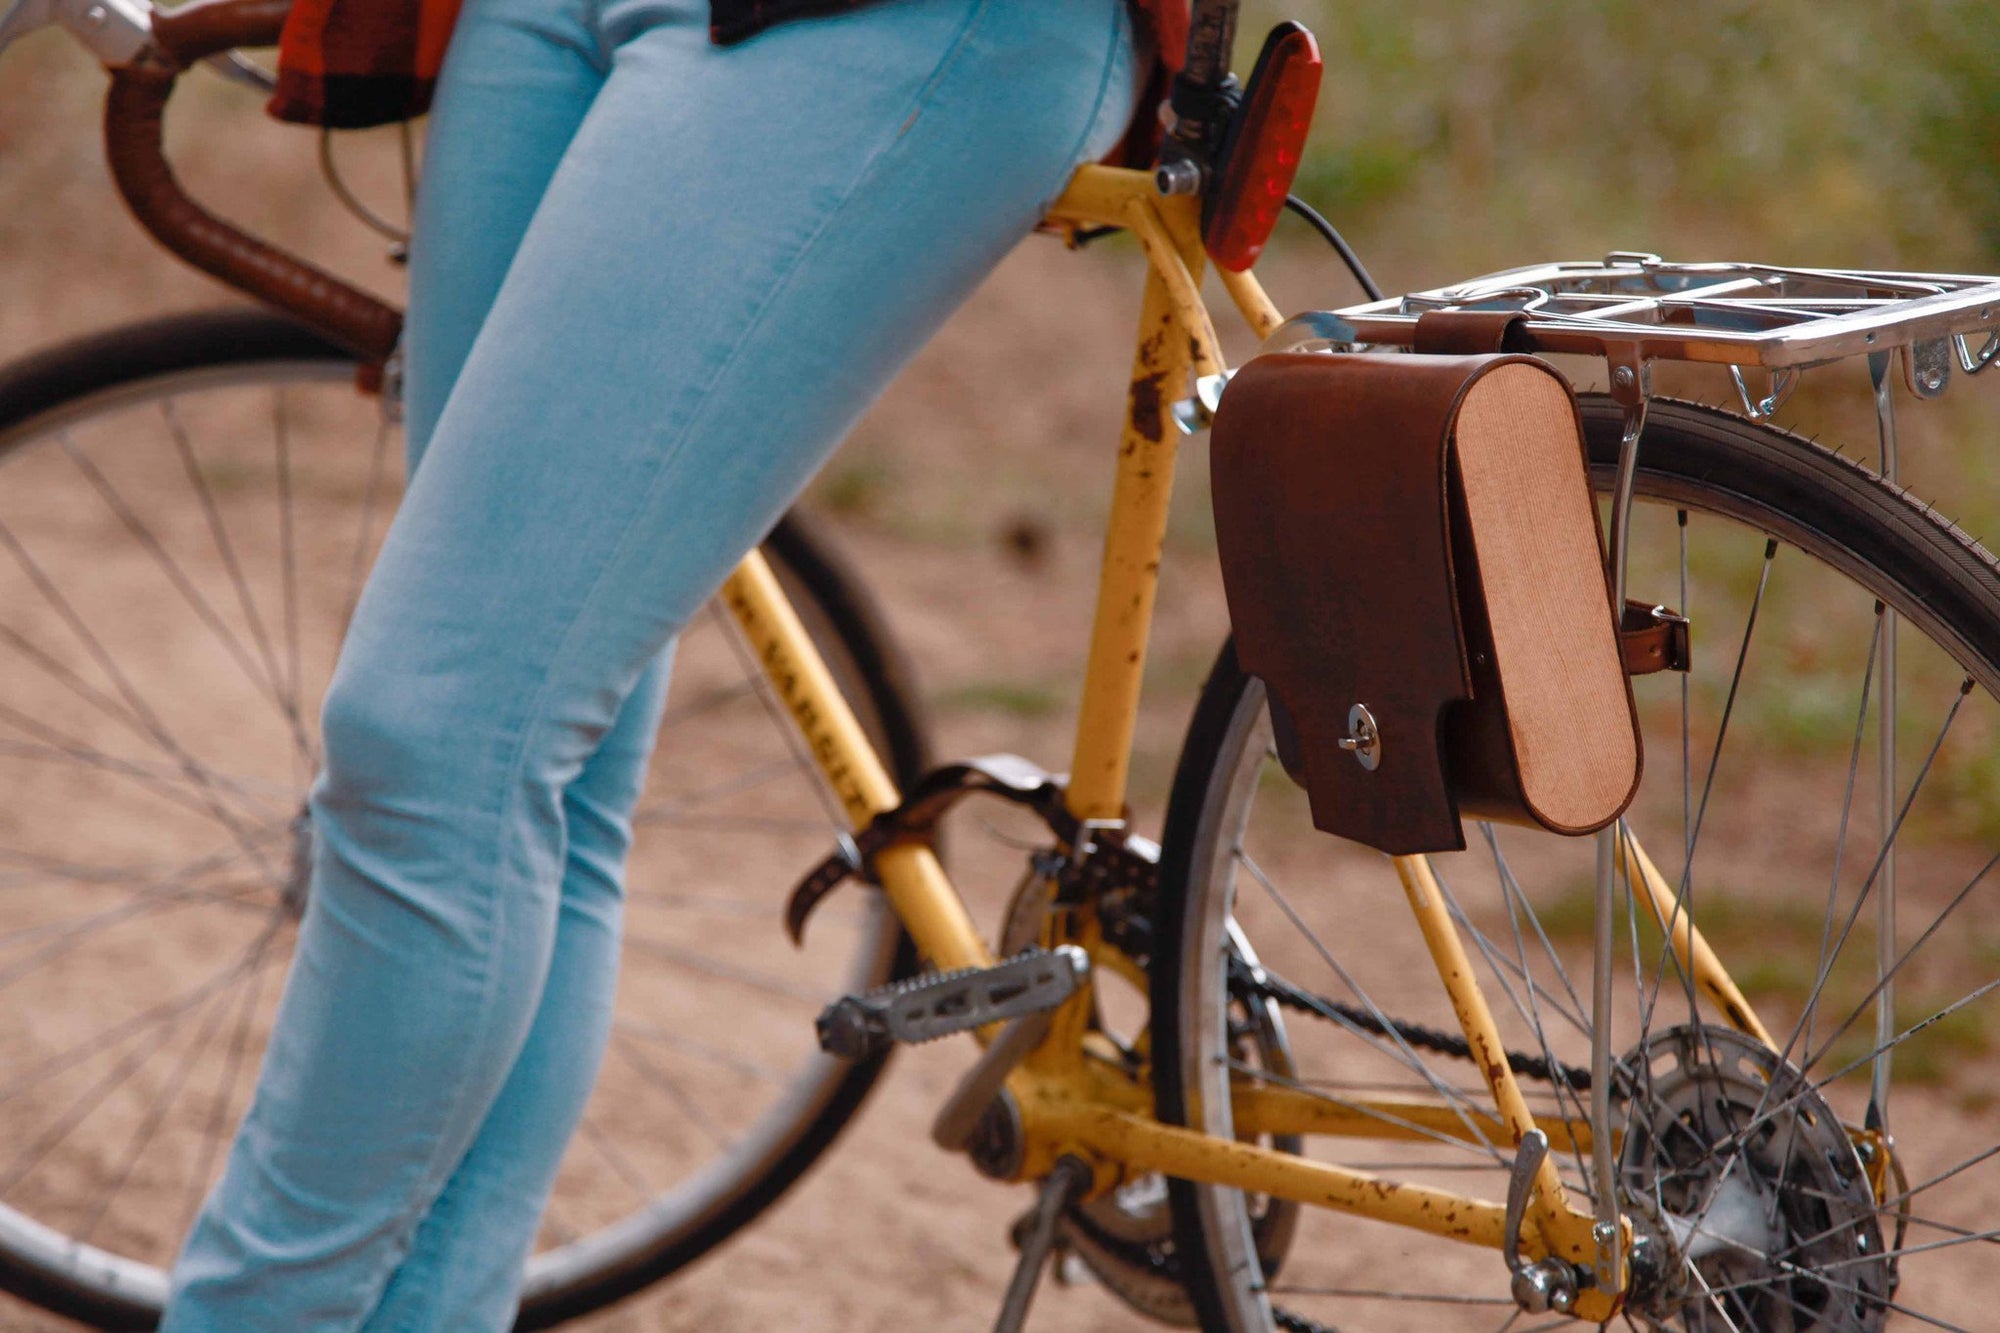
[1267,254,2000,405]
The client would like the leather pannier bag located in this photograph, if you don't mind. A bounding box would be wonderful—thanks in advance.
[1209,347,1642,856]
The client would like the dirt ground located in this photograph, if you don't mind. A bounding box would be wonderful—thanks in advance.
[4,27,1999,1333]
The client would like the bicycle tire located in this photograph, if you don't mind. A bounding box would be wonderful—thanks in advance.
[0,308,924,1329]
[1154,396,2000,1329]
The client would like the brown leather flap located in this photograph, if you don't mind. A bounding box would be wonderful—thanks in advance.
[1210,353,1484,854]
[1210,351,1642,856]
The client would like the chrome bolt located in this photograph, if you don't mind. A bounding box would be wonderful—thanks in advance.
[1154,159,1202,197]
[85,4,107,23]
[1612,365,1637,389]
[1511,1267,1553,1314]
[1510,1259,1578,1315]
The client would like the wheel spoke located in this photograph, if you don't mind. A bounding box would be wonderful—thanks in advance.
[159,398,313,771]
[180,944,274,1241]
[0,924,287,1108]
[54,429,290,720]
[74,959,242,1246]
[631,757,803,824]
[0,513,286,879]
[1235,846,1507,1162]
[711,603,853,836]
[0,695,282,826]
[1643,535,1777,1038]
[0,927,279,1202]
[577,1115,655,1209]
[1224,1057,1506,1162]
[609,1035,728,1151]
[611,1019,783,1083]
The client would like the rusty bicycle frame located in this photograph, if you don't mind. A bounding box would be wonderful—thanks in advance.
[717,163,1788,1323]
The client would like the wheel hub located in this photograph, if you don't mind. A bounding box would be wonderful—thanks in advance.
[1617,1025,1892,1331]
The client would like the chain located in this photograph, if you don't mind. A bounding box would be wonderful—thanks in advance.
[1233,962,1594,1092]
[1242,964,1588,1333]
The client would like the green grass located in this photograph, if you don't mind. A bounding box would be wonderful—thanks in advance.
[1528,873,1993,1088]
[811,458,896,519]
[933,678,1069,719]
[1826,993,1993,1088]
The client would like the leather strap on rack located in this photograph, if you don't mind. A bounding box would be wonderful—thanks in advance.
[103,0,404,370]
[1619,599,1690,675]
[1412,308,1532,355]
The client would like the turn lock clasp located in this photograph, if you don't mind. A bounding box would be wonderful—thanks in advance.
[1336,703,1380,771]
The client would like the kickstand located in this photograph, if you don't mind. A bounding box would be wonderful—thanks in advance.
[992,1155,1093,1333]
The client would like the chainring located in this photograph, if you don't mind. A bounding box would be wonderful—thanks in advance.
[997,846,1301,1327]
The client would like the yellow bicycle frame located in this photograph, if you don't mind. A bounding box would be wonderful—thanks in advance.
[716,165,1783,1322]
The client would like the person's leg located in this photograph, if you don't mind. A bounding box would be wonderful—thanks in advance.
[363,4,683,1309]
[357,650,668,1330]
[163,0,620,1324]
[167,1,1136,1327]
[400,0,606,465]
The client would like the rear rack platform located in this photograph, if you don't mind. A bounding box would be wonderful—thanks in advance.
[1267,255,2000,400]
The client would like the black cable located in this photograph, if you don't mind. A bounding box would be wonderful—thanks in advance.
[1065,224,1123,249]
[1283,194,1383,303]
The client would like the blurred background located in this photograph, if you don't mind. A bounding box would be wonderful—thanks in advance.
[3,1,1998,1327]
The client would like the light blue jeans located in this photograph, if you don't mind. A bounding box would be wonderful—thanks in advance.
[162,1,1136,1327]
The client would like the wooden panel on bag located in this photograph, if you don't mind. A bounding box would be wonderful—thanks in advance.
[1452,363,1639,830]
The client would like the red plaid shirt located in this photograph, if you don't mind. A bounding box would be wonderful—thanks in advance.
[269,0,1188,167]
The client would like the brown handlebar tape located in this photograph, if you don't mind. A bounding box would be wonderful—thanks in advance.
[150,0,291,63]
[104,0,403,369]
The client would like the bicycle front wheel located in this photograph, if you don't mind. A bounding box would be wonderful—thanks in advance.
[1155,397,2000,1330]
[0,310,922,1328]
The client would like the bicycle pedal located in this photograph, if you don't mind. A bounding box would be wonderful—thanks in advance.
[815,945,1089,1061]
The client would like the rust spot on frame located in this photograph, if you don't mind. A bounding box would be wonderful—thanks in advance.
[1128,372,1166,445]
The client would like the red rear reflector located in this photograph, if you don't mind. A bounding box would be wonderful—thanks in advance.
[1203,23,1323,273]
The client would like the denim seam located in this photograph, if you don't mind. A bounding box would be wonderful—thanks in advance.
[895,0,990,136]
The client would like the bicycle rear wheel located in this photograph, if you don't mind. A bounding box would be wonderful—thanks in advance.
[1155,397,2000,1330]
[0,309,922,1328]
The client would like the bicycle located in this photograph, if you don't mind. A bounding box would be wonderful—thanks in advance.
[1,0,1998,1329]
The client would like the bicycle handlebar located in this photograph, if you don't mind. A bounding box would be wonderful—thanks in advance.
[101,0,403,368]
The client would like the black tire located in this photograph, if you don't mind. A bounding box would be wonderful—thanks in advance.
[0,309,925,1328]
[1155,397,2000,1329]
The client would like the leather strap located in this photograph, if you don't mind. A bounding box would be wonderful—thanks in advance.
[1413,309,1531,355]
[784,755,1076,945]
[1619,600,1691,675]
